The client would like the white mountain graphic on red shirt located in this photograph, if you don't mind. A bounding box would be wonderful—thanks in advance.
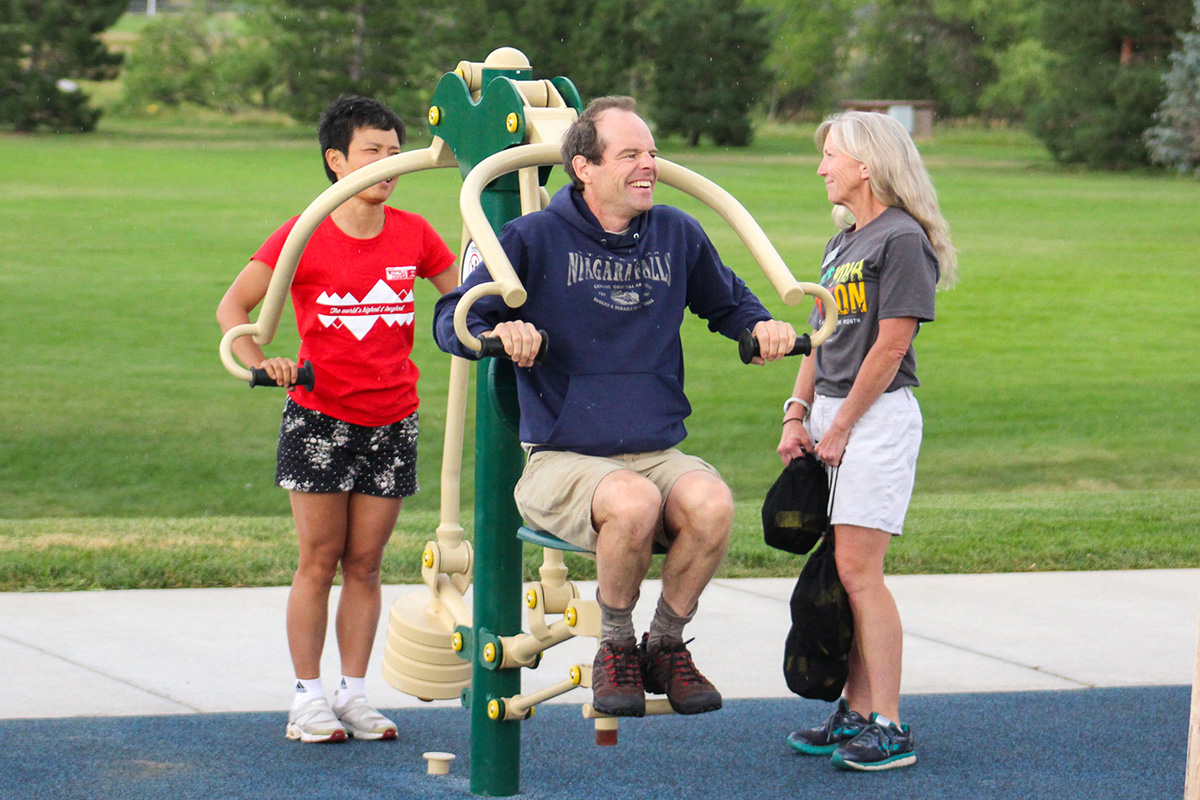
[316,280,415,340]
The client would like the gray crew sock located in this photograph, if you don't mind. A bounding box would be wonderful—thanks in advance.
[596,590,638,645]
[646,594,696,650]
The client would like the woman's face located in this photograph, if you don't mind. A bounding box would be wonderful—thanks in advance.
[817,132,868,208]
[326,126,402,204]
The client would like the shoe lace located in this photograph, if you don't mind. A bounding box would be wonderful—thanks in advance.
[832,710,867,733]
[662,639,708,686]
[602,643,643,687]
[848,722,885,751]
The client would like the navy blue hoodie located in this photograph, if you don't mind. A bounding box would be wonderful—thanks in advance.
[433,185,772,456]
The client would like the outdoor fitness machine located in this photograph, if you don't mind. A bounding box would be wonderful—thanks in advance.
[218,48,836,797]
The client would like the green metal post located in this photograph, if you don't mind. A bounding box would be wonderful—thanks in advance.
[426,52,581,796]
[468,183,526,798]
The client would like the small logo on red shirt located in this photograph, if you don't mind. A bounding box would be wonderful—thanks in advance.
[386,265,417,281]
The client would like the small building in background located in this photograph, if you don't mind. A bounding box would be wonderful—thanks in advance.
[837,100,937,139]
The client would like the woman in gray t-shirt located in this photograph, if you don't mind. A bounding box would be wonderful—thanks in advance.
[777,111,957,772]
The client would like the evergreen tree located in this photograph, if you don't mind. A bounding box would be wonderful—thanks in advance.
[648,0,772,146]
[846,0,1043,120]
[1030,0,1192,168]
[254,0,449,125]
[0,0,126,132]
[444,0,767,145]
[465,0,649,100]
[1146,0,1200,173]
[750,0,855,118]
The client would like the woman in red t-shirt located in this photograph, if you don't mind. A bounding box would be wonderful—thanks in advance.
[217,96,457,743]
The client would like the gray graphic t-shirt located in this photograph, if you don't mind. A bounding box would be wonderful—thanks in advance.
[807,207,939,397]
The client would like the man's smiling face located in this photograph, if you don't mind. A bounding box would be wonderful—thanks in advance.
[576,109,658,232]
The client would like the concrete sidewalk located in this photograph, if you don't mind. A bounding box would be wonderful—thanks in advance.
[0,570,1195,721]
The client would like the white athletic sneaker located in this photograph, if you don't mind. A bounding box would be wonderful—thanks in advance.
[332,695,398,740]
[286,696,348,743]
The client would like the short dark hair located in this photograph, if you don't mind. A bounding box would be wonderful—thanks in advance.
[561,96,639,191]
[317,95,406,183]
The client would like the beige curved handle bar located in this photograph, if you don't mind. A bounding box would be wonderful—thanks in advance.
[653,160,838,347]
[454,144,838,354]
[452,144,562,352]
[219,140,459,381]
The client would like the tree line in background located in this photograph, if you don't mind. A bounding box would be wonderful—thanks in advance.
[3,0,1199,172]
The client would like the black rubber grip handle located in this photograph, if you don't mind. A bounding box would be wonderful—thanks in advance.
[249,361,315,391]
[478,329,550,364]
[738,328,812,365]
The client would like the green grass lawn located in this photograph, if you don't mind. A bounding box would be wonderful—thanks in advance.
[1,116,1197,590]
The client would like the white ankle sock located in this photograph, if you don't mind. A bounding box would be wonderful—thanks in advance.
[292,677,324,708]
[338,675,367,699]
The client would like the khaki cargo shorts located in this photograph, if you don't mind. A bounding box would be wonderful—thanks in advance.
[513,448,720,552]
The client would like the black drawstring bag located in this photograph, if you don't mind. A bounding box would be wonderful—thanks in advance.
[761,452,829,555]
[782,470,854,701]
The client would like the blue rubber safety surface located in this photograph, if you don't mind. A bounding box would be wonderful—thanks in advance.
[0,686,1185,800]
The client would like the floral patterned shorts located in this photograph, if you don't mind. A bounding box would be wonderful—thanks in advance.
[275,398,418,498]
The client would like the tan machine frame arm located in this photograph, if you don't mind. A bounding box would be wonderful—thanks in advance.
[452,144,561,352]
[452,144,838,354]
[219,139,459,381]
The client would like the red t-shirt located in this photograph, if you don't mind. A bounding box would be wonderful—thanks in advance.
[253,206,455,427]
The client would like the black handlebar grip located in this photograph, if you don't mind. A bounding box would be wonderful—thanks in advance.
[478,329,550,364]
[249,361,315,391]
[738,328,812,365]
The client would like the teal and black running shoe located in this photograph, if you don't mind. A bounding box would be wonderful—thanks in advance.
[830,713,916,771]
[786,698,869,755]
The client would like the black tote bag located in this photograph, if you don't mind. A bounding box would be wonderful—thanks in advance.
[781,470,854,701]
[761,452,829,555]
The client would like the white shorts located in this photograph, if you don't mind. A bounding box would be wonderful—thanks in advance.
[807,386,923,535]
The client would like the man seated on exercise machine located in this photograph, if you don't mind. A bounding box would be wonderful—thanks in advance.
[433,96,796,717]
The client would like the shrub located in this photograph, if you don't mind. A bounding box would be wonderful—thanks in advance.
[1145,0,1200,174]
[0,0,126,132]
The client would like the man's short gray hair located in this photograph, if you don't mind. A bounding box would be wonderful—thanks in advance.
[561,96,639,191]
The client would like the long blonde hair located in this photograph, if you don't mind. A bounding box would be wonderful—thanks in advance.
[816,111,958,288]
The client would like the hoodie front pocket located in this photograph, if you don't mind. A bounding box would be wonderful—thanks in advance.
[545,372,690,454]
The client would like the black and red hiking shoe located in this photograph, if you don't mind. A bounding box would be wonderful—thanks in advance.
[591,638,646,717]
[639,635,723,715]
